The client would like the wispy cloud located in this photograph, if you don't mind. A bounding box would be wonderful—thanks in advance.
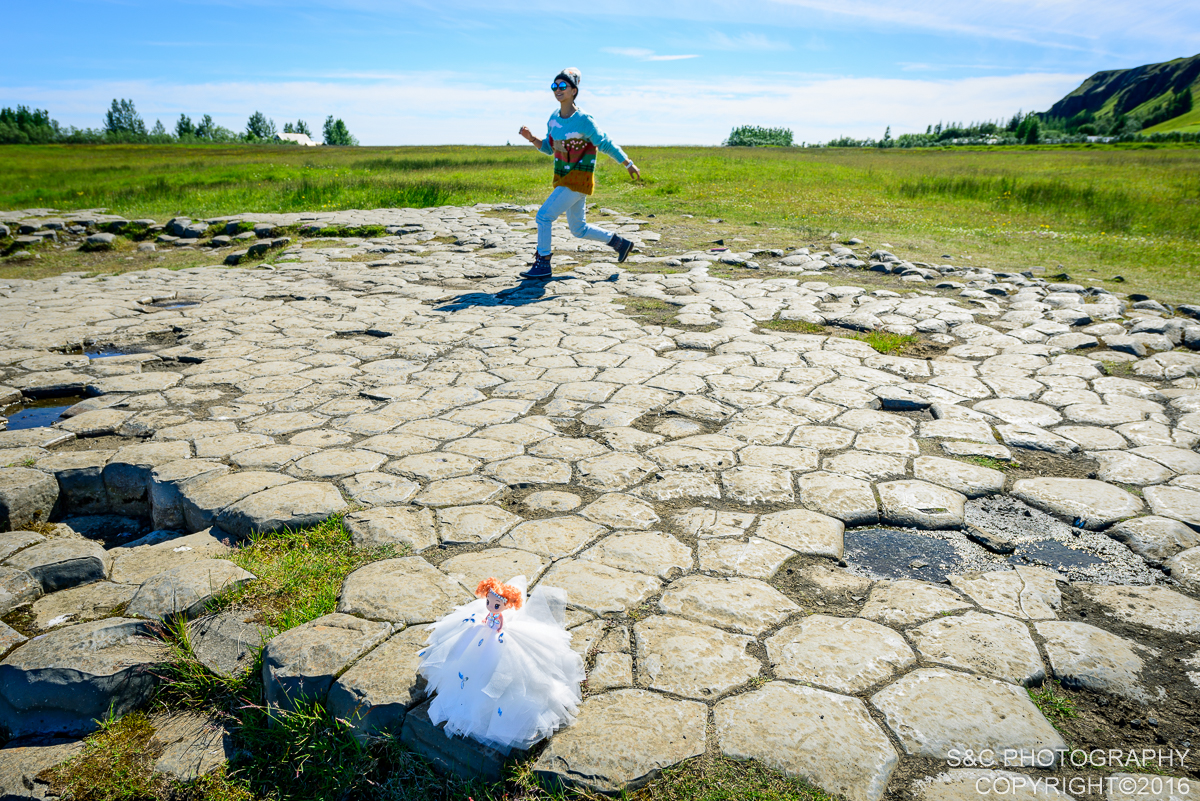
[707,31,792,51]
[602,47,700,61]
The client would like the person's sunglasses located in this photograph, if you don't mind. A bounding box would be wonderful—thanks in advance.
[551,81,573,91]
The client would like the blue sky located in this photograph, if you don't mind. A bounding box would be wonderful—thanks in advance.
[2,0,1198,146]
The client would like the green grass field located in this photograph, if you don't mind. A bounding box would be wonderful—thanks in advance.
[2,142,1200,301]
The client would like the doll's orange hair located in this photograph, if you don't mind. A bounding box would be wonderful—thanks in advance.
[475,577,523,610]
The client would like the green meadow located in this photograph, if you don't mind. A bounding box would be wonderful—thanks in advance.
[2,142,1199,301]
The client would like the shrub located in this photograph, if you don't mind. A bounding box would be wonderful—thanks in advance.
[725,125,793,147]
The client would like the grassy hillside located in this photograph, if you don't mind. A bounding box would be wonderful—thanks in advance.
[1046,53,1200,130]
[1143,85,1200,133]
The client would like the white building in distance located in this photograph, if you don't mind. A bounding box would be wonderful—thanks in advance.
[274,132,320,146]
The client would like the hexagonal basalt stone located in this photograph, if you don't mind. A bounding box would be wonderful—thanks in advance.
[539,559,661,615]
[179,471,294,532]
[634,614,758,700]
[262,613,393,712]
[1035,620,1159,702]
[344,506,438,552]
[413,476,506,507]
[287,449,387,480]
[534,689,707,794]
[328,626,429,740]
[870,668,1065,760]
[754,508,843,558]
[580,493,660,529]
[108,529,232,585]
[910,611,1045,686]
[499,515,606,559]
[858,580,972,626]
[878,480,966,530]
[1076,583,1200,635]
[484,456,571,486]
[1110,516,1200,564]
[767,614,915,693]
[5,538,108,593]
[0,565,41,616]
[337,556,470,624]
[698,537,794,579]
[187,609,275,679]
[126,559,255,621]
[439,548,549,591]
[576,452,655,491]
[0,466,60,531]
[1168,546,1200,592]
[31,581,138,630]
[1010,478,1142,530]
[1144,485,1200,528]
[913,456,1005,499]
[389,452,480,481]
[436,504,521,545]
[658,575,800,636]
[35,450,113,515]
[796,471,879,526]
[948,567,1061,620]
[103,440,192,517]
[0,618,169,736]
[721,466,795,505]
[341,471,418,506]
[0,734,84,799]
[217,481,347,538]
[715,682,898,801]
[579,531,692,580]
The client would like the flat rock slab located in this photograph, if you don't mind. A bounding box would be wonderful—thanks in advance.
[657,575,800,635]
[1111,516,1200,564]
[796,471,879,526]
[754,508,844,558]
[179,471,293,531]
[913,456,1005,499]
[540,559,661,615]
[1168,546,1200,592]
[870,668,1065,760]
[878,480,967,530]
[328,626,429,740]
[910,611,1045,686]
[721,467,795,504]
[439,547,549,591]
[0,617,169,736]
[579,531,692,580]
[634,614,758,700]
[1078,583,1200,635]
[698,537,794,579]
[499,515,606,559]
[0,530,44,562]
[1011,478,1142,530]
[150,711,232,781]
[858,580,972,626]
[108,529,232,584]
[217,481,347,538]
[5,537,108,593]
[715,681,898,801]
[0,620,26,657]
[262,612,392,712]
[580,493,660,529]
[341,471,418,506]
[344,506,437,552]
[337,556,470,624]
[436,504,521,545]
[948,567,1061,620]
[400,697,514,782]
[126,559,254,621]
[1035,620,1159,702]
[766,614,915,694]
[1,565,41,617]
[534,688,707,794]
[1144,485,1200,528]
[0,736,85,801]
[31,581,137,630]
[188,609,276,679]
[0,466,60,531]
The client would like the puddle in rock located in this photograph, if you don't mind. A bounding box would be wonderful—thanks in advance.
[1,396,82,430]
[842,528,990,583]
[149,299,199,310]
[1010,540,1106,572]
[85,345,133,358]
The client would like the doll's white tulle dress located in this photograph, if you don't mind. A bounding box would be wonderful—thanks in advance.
[416,575,584,753]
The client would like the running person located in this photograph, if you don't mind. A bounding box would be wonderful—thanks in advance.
[517,68,641,280]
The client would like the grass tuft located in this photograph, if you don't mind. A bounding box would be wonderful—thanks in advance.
[40,711,169,801]
[629,755,836,801]
[959,455,1020,471]
[1028,681,1079,724]
[215,513,403,633]
[759,318,827,334]
[851,331,919,354]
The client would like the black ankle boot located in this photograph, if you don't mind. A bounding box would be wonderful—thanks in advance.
[520,253,552,279]
[608,234,634,263]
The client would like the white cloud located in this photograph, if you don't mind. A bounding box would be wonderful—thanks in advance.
[602,46,700,61]
[1,70,1086,146]
[707,31,792,51]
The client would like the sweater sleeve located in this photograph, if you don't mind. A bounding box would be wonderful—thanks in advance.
[538,116,554,156]
[581,113,629,164]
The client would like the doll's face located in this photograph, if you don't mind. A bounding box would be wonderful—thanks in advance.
[486,590,509,612]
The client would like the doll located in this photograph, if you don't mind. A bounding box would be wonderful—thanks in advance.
[416,575,584,753]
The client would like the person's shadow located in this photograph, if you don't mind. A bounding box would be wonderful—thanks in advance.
[433,275,570,313]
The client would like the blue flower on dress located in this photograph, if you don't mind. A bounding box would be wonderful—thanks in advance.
[497,707,503,717]
[478,637,484,647]
[498,632,505,644]
[459,672,468,689]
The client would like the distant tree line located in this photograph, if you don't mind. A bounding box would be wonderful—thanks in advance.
[0,98,359,145]
[724,125,794,147]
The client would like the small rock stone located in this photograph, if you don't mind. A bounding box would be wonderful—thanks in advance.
[767,614,915,693]
[126,559,254,621]
[658,575,800,635]
[262,613,392,712]
[910,611,1045,686]
[1035,620,1159,702]
[858,580,971,626]
[337,556,470,624]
